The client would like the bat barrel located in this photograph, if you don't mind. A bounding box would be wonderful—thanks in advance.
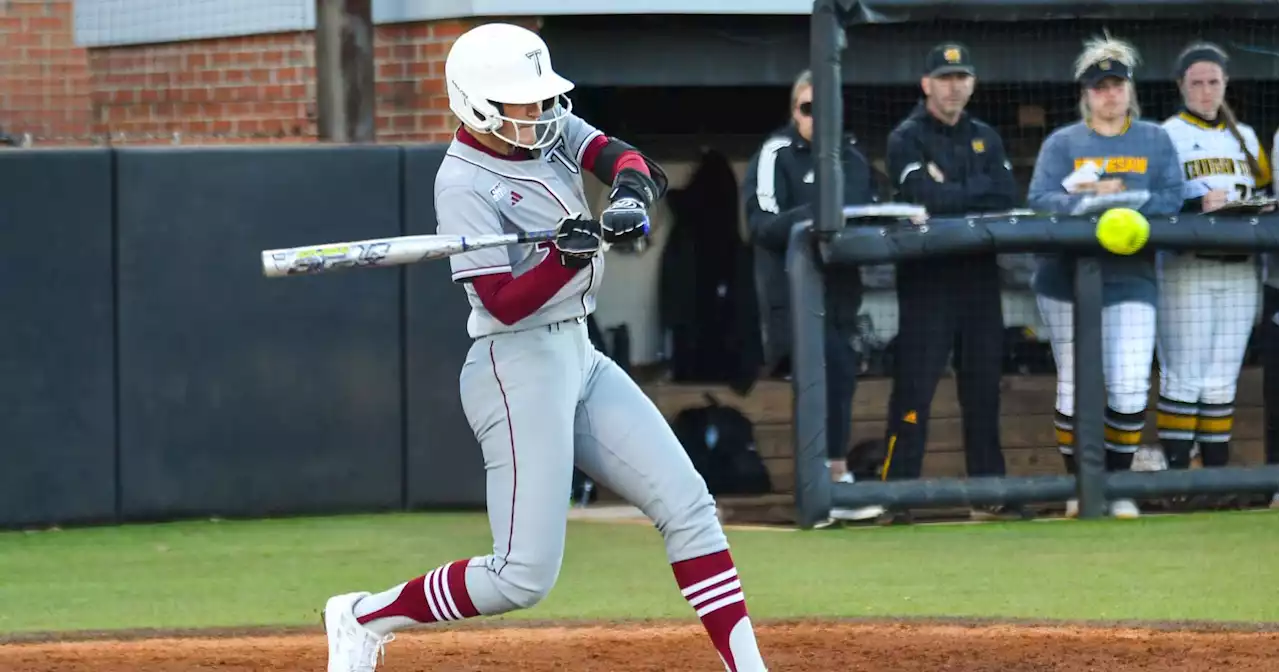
[259,229,557,278]
[261,239,399,278]
[261,250,289,278]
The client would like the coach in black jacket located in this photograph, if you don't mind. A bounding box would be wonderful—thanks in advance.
[879,44,1022,520]
[742,69,880,493]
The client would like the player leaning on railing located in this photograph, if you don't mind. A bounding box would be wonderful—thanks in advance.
[1025,33,1185,519]
[1154,42,1273,481]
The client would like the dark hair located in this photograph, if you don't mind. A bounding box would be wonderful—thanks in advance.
[1175,42,1228,78]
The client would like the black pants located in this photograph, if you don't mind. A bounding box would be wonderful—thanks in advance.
[826,324,860,460]
[1264,285,1278,466]
[882,258,1005,480]
[766,324,860,462]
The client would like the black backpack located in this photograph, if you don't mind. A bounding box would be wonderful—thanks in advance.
[846,438,889,480]
[671,394,772,496]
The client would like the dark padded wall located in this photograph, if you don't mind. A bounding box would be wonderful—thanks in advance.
[0,149,118,528]
[115,145,405,519]
[403,146,487,508]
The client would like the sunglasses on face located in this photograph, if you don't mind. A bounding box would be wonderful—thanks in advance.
[797,101,813,116]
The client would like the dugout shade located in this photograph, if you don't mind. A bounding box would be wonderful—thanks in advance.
[794,0,1280,526]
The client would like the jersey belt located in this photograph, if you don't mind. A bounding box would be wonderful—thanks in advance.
[545,315,587,331]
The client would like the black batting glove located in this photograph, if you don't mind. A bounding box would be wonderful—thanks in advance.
[554,215,602,269]
[601,168,659,243]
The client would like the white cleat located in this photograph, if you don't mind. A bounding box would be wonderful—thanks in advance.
[323,591,394,672]
[828,472,885,522]
[1108,499,1141,519]
[830,505,886,522]
[1065,498,1141,519]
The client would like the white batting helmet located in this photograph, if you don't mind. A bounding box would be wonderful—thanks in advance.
[445,23,574,150]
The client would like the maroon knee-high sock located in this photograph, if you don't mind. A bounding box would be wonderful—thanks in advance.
[672,550,766,671]
[353,558,480,636]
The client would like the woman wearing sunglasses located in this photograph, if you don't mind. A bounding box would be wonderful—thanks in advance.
[742,68,883,523]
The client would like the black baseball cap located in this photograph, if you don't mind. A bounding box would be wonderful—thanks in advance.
[924,43,975,77]
[1079,58,1132,87]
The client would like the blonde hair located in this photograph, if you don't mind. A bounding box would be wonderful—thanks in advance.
[1175,41,1264,181]
[790,69,813,110]
[1074,32,1142,121]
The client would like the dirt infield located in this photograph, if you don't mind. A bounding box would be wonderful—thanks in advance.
[1,619,1275,671]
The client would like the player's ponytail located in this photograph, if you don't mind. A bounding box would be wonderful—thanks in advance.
[1219,102,1266,185]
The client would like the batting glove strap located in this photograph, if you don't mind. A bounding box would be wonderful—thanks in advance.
[609,168,659,209]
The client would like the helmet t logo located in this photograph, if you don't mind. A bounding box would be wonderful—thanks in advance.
[525,49,544,76]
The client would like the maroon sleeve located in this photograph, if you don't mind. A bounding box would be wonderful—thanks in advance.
[581,135,651,180]
[469,253,580,325]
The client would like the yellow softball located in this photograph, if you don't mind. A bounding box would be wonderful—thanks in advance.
[1095,208,1150,256]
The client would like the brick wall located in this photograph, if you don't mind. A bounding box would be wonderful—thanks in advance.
[0,1,539,145]
[374,20,468,144]
[0,0,92,144]
[86,31,317,145]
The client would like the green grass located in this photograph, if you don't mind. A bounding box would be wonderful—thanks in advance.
[0,510,1275,634]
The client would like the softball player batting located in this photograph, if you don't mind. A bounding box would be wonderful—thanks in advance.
[319,24,768,672]
[1026,34,1185,519]
[1155,42,1272,473]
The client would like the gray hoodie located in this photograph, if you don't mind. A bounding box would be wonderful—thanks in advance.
[1027,119,1185,305]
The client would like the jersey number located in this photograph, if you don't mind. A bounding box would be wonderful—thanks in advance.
[1236,184,1252,201]
[546,137,579,174]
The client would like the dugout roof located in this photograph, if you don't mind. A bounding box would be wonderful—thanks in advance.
[543,1,1277,87]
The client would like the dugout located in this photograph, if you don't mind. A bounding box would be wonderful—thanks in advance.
[546,11,1278,180]
[538,2,1279,519]
[543,4,1278,356]
[2,1,1275,530]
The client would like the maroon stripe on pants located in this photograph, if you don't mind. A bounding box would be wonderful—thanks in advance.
[489,341,517,576]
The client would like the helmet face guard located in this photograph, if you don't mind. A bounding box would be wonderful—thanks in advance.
[487,94,574,151]
[445,24,576,151]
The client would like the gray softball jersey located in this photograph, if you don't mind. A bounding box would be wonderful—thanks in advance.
[435,113,606,338]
